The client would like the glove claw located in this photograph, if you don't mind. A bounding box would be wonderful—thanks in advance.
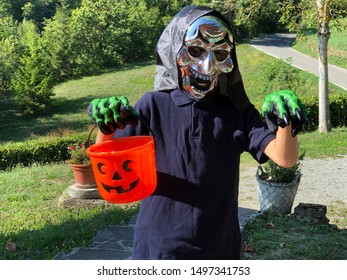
[262,90,307,136]
[98,121,115,135]
[282,113,289,127]
[87,96,139,134]
[295,109,302,122]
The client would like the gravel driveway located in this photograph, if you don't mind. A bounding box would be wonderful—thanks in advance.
[238,155,347,210]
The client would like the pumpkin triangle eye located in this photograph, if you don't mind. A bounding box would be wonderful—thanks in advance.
[112,171,122,180]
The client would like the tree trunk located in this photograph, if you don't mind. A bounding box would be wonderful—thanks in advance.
[316,0,332,133]
[317,32,331,132]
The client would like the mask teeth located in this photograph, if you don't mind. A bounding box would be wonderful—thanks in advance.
[189,67,212,81]
[193,87,207,94]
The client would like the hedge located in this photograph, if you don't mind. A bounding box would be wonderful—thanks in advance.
[301,94,347,132]
[0,133,90,171]
[1,94,346,171]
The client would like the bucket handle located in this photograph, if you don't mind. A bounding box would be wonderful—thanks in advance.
[86,115,155,148]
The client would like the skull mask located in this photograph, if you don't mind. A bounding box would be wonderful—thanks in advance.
[177,15,234,99]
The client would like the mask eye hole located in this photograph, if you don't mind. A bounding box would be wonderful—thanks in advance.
[188,46,204,58]
[214,50,229,61]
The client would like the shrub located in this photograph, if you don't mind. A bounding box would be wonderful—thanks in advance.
[0,133,89,171]
[300,94,347,132]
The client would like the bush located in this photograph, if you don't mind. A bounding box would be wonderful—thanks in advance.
[300,95,347,132]
[0,133,89,171]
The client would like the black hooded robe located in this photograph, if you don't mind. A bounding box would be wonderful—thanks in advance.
[115,5,275,260]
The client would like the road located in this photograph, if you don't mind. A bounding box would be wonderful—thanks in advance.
[250,33,347,91]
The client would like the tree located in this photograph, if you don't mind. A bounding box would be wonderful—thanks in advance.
[3,0,82,30]
[69,0,130,74]
[69,0,162,75]
[41,4,74,81]
[209,0,284,39]
[11,20,54,115]
[278,0,346,133]
[316,0,332,132]
[0,15,20,92]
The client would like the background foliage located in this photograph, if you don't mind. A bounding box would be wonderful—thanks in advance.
[2,0,346,115]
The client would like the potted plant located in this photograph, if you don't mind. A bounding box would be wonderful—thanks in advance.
[68,142,96,189]
[256,150,305,215]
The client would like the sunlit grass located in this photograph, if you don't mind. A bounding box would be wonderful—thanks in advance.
[0,163,139,260]
[242,201,347,260]
[293,26,347,69]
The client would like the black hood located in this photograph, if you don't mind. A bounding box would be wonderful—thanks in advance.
[154,5,251,113]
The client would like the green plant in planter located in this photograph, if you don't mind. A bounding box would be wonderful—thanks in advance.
[67,143,91,165]
[67,127,96,166]
[256,149,306,215]
[258,149,305,183]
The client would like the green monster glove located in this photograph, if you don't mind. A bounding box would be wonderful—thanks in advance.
[262,90,308,137]
[87,96,139,135]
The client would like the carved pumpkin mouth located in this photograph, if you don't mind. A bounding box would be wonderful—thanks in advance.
[101,178,139,194]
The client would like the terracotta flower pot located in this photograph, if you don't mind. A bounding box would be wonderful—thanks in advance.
[70,164,96,189]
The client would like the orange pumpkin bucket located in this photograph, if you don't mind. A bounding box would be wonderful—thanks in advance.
[86,135,156,204]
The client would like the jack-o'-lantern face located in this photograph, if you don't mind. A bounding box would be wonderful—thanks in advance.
[97,158,139,194]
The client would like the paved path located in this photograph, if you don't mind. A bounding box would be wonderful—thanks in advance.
[250,33,347,90]
[53,207,258,260]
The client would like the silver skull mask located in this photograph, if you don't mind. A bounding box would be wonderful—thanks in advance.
[177,15,234,99]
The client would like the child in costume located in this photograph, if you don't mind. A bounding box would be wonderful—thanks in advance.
[88,5,307,259]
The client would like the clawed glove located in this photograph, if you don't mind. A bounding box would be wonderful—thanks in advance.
[262,90,308,137]
[87,96,139,135]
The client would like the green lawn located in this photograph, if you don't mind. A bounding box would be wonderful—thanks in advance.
[0,63,155,143]
[242,206,347,260]
[237,44,346,105]
[0,163,139,260]
[293,25,347,69]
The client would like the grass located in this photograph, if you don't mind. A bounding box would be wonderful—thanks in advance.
[237,44,346,106]
[299,127,347,158]
[0,62,155,144]
[292,25,347,69]
[0,163,139,260]
[1,44,347,260]
[242,202,347,259]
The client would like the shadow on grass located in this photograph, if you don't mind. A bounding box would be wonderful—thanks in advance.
[0,93,93,143]
[0,205,138,260]
[0,61,155,144]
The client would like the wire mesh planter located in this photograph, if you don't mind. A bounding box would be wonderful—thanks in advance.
[256,171,301,215]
